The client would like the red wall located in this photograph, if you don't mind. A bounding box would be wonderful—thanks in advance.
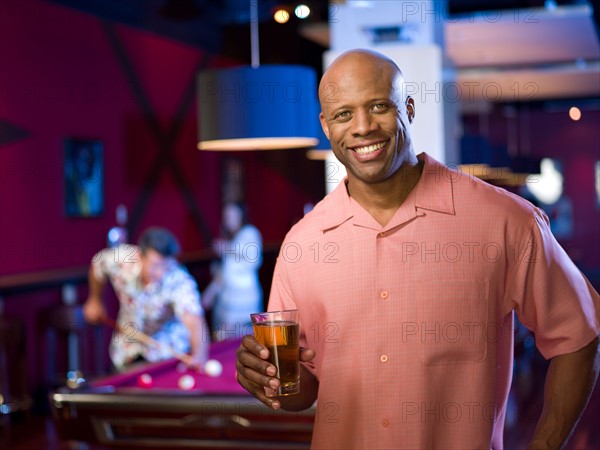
[0,1,213,274]
[0,0,324,393]
[0,0,324,277]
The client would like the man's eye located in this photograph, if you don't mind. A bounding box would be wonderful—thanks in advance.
[372,103,388,111]
[334,111,351,120]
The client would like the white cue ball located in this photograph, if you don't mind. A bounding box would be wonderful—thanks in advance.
[178,374,196,390]
[204,359,223,377]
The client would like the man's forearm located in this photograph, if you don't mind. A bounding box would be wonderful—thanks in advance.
[529,336,600,449]
[278,364,319,411]
[87,266,105,300]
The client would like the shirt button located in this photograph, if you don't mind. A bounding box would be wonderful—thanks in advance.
[379,231,387,237]
[381,418,389,427]
[380,354,388,363]
[380,291,388,299]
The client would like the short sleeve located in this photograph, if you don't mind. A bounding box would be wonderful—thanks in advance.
[167,267,203,318]
[90,244,139,282]
[510,208,600,359]
[268,254,300,311]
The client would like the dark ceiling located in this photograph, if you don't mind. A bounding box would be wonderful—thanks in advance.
[45,0,598,76]
[46,0,330,68]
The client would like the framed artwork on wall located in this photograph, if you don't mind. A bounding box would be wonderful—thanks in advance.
[64,138,104,217]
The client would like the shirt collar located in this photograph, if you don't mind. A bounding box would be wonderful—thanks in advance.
[413,152,456,216]
[319,152,455,231]
[319,178,353,231]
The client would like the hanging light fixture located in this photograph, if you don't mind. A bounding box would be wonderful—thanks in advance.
[197,1,320,151]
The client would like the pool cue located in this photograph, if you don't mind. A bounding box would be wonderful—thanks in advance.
[102,317,194,366]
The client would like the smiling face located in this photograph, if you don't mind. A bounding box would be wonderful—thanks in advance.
[319,51,416,189]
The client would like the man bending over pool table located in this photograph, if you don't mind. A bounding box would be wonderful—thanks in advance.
[83,227,210,372]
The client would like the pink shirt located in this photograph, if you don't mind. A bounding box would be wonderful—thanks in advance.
[268,153,600,449]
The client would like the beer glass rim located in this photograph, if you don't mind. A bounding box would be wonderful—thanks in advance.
[250,309,298,321]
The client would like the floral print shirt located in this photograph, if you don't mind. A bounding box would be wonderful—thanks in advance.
[91,244,203,369]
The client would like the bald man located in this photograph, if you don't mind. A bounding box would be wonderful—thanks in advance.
[236,50,600,449]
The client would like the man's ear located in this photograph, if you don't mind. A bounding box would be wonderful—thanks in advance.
[405,97,415,123]
[319,112,330,139]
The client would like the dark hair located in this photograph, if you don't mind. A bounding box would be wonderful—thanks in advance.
[138,227,181,257]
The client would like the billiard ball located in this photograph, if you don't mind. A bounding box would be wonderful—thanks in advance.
[137,373,153,388]
[204,359,223,377]
[178,374,196,390]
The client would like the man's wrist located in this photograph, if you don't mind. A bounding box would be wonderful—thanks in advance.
[87,295,102,304]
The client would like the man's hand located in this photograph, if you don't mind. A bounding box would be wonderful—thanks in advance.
[82,296,107,324]
[236,335,317,410]
[185,355,206,373]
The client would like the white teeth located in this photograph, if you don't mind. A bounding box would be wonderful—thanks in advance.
[354,141,386,155]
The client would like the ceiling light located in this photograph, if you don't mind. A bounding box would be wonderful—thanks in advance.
[526,158,564,205]
[295,4,311,19]
[569,106,582,121]
[274,8,290,24]
[197,1,319,151]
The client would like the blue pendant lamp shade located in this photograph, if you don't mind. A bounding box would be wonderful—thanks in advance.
[197,65,321,151]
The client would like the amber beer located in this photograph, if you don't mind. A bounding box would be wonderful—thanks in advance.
[251,311,300,396]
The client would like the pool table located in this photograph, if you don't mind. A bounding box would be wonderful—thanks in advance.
[50,339,315,449]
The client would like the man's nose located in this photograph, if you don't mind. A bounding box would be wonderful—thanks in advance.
[350,110,379,136]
